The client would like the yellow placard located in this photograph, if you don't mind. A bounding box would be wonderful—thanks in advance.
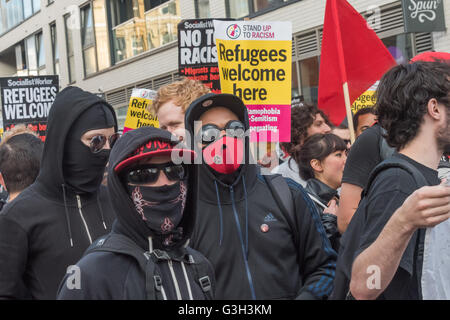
[216,39,291,105]
[351,90,376,114]
[123,88,159,133]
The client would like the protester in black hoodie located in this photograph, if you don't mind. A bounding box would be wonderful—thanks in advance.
[57,126,215,300]
[184,93,337,300]
[0,86,118,299]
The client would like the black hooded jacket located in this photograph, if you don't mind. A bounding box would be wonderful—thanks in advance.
[0,87,116,299]
[304,178,341,252]
[57,127,215,300]
[185,93,337,300]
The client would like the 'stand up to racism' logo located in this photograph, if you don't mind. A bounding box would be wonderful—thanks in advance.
[140,90,149,98]
[226,24,241,39]
[407,0,441,23]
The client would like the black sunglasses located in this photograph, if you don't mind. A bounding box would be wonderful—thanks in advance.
[126,163,187,185]
[200,120,245,145]
[90,133,121,153]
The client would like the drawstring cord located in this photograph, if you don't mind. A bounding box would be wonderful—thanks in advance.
[96,192,107,230]
[214,180,224,246]
[242,176,249,259]
[61,184,74,248]
[148,236,153,253]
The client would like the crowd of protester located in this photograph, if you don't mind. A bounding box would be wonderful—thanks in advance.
[0,52,448,300]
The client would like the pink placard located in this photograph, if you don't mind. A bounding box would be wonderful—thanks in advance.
[246,105,291,142]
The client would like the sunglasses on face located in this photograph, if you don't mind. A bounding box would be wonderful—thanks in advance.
[200,120,245,145]
[125,163,187,185]
[89,133,121,153]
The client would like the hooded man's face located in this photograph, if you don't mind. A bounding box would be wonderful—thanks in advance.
[197,106,240,149]
[196,106,245,176]
[124,153,188,244]
[81,127,116,151]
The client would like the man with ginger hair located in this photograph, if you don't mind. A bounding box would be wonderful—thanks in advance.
[151,78,210,141]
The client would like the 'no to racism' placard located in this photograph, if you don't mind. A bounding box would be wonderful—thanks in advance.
[0,76,59,141]
[178,19,221,93]
[214,20,292,142]
[123,88,158,134]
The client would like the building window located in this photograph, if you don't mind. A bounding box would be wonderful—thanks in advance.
[195,0,210,18]
[15,32,44,76]
[226,0,296,18]
[0,0,41,33]
[299,56,319,104]
[81,4,97,76]
[381,33,413,64]
[36,32,46,74]
[227,0,249,18]
[144,0,180,50]
[65,14,75,83]
[109,0,180,63]
[50,22,59,75]
[291,61,300,98]
[92,0,111,71]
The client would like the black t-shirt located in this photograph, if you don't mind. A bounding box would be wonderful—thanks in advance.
[342,124,384,188]
[352,153,440,299]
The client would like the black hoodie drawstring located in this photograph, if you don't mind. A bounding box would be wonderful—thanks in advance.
[96,192,107,230]
[242,175,249,259]
[214,180,224,246]
[61,184,74,248]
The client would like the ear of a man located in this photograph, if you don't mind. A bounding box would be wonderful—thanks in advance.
[427,98,442,121]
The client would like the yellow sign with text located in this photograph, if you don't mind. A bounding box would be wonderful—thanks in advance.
[123,88,159,133]
[351,81,378,114]
[351,90,376,114]
[216,39,291,105]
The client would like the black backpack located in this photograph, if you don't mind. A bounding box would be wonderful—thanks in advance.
[332,157,428,300]
[85,233,214,300]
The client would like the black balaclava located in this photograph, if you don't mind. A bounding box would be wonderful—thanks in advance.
[63,103,116,194]
[126,179,187,246]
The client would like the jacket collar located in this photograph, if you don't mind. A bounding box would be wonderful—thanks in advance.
[305,178,338,205]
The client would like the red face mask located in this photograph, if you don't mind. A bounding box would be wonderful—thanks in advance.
[202,136,244,174]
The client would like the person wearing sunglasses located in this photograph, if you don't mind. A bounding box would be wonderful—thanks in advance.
[58,126,215,300]
[0,86,118,300]
[184,93,337,300]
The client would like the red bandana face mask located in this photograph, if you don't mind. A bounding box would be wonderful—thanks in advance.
[202,136,244,174]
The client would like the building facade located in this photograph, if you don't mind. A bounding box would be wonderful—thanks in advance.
[0,0,448,129]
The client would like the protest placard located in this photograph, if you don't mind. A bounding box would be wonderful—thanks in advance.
[123,88,158,133]
[351,81,378,114]
[214,20,292,142]
[0,76,59,141]
[178,19,222,93]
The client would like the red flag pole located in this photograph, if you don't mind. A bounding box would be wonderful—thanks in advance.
[330,0,356,144]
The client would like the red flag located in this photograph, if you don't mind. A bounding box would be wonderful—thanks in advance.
[318,0,396,126]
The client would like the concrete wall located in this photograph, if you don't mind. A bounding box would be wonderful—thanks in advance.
[0,0,448,100]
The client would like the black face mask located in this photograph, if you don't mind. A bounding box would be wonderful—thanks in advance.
[64,142,110,194]
[63,103,116,194]
[126,181,187,246]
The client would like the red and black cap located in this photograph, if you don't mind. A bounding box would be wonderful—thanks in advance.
[114,135,195,173]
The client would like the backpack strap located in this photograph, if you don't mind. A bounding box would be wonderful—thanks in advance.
[86,234,163,300]
[362,156,428,298]
[364,157,428,197]
[187,249,214,300]
[263,174,299,246]
[377,126,395,161]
